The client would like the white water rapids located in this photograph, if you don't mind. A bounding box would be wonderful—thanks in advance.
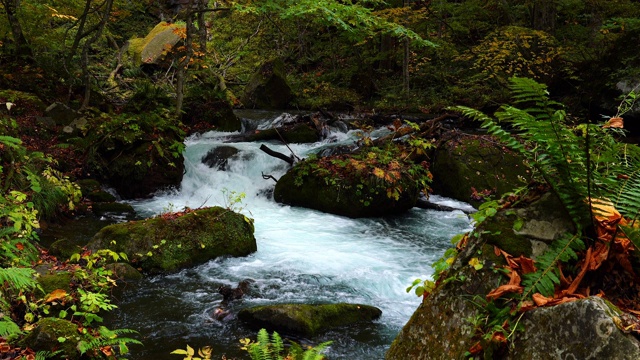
[107,111,473,359]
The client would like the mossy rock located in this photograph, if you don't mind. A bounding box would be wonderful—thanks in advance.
[274,160,419,218]
[126,22,185,66]
[48,239,83,261]
[87,206,256,273]
[37,272,72,295]
[92,202,135,216]
[105,262,143,281]
[20,318,89,360]
[238,303,382,337]
[85,190,117,203]
[431,135,530,206]
[184,98,242,133]
[90,137,184,199]
[0,90,46,115]
[201,146,240,170]
[241,58,292,109]
[76,179,101,193]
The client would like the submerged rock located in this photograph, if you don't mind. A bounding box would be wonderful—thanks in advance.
[238,303,382,337]
[202,146,240,170]
[87,207,256,273]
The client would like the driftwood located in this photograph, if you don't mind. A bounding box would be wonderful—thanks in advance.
[259,144,294,165]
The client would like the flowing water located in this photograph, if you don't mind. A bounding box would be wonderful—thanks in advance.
[106,111,473,359]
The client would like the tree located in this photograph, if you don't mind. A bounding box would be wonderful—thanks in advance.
[0,0,33,58]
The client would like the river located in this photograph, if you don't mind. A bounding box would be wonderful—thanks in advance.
[104,111,473,359]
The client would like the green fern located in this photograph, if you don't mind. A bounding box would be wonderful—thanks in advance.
[0,267,38,293]
[0,316,21,338]
[246,329,331,360]
[521,233,585,298]
[77,326,141,355]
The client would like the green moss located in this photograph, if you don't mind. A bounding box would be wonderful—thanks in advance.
[480,214,533,257]
[88,207,256,273]
[238,303,382,337]
[37,272,72,295]
[76,179,101,193]
[92,202,135,216]
[127,22,184,66]
[48,239,83,261]
[20,318,88,360]
[85,190,116,203]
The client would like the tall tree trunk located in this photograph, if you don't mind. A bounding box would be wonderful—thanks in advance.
[531,0,557,33]
[176,1,196,118]
[1,0,32,59]
[80,0,114,109]
[402,0,410,93]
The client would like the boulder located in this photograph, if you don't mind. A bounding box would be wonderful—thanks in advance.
[127,22,185,66]
[87,207,256,273]
[238,303,382,337]
[248,122,319,143]
[104,262,143,281]
[202,146,240,170]
[37,272,73,295]
[48,239,83,260]
[430,134,530,206]
[386,192,640,360]
[184,97,242,133]
[88,134,185,199]
[20,318,90,360]
[506,297,640,360]
[91,202,136,216]
[274,154,421,218]
[45,102,78,126]
[241,58,292,109]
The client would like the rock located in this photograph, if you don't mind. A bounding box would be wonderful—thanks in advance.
[61,117,88,136]
[248,122,319,143]
[37,272,72,295]
[48,239,83,260]
[87,206,256,273]
[85,190,117,203]
[76,179,101,193]
[241,58,292,109]
[479,192,575,257]
[386,191,638,360]
[506,297,640,360]
[92,202,135,216]
[430,134,530,206]
[20,318,89,360]
[238,303,382,337]
[45,102,79,126]
[127,22,185,66]
[184,97,242,133]
[218,279,253,303]
[88,135,185,199]
[104,262,143,281]
[274,156,420,218]
[202,146,240,170]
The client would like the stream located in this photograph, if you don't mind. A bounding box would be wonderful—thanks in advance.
[102,111,473,359]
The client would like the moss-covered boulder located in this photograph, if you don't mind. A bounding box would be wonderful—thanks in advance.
[238,303,382,337]
[386,191,638,360]
[507,297,640,360]
[241,58,292,109]
[248,122,319,143]
[105,262,143,281]
[127,22,184,66]
[184,96,242,133]
[37,272,72,295]
[87,207,256,273]
[274,147,427,217]
[20,318,90,360]
[431,134,530,206]
[92,202,136,216]
[48,239,83,261]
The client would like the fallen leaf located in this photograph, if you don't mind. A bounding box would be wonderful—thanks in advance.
[45,289,68,303]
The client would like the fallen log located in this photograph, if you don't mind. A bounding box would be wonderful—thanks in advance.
[259,144,294,165]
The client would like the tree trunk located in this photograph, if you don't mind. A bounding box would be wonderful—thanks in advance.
[1,0,32,59]
[176,1,196,118]
[80,0,114,109]
[402,0,410,93]
[531,0,557,33]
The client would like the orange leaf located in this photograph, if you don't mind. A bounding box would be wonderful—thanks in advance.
[45,289,68,303]
[516,256,537,274]
[532,293,552,306]
[604,117,624,128]
[468,341,483,355]
[491,332,507,344]
[486,284,523,300]
[16,243,24,251]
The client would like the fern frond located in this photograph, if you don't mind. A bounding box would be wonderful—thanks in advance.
[301,341,332,360]
[0,317,21,338]
[77,326,141,355]
[521,233,585,299]
[0,267,38,292]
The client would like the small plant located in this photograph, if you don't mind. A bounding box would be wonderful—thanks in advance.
[241,329,331,360]
[171,345,212,360]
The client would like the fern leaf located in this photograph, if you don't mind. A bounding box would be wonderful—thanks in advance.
[522,233,584,298]
[0,267,38,292]
[0,317,21,337]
